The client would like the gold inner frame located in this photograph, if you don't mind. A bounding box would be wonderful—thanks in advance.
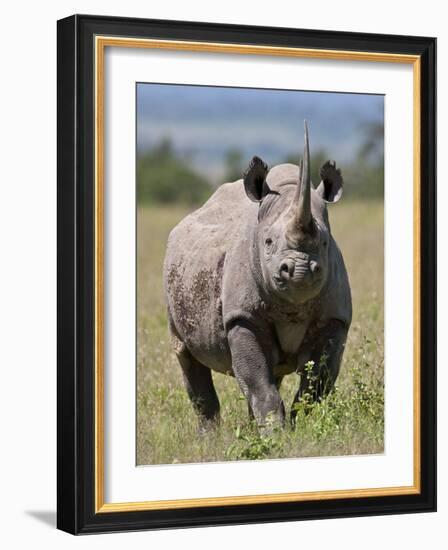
[94,36,421,513]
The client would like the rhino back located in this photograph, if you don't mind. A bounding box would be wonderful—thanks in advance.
[163,180,255,371]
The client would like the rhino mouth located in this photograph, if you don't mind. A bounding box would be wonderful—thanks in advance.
[273,274,287,290]
[273,272,313,290]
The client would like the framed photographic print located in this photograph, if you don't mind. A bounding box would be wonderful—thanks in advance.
[57,14,436,534]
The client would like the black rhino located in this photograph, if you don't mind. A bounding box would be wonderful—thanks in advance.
[163,122,352,430]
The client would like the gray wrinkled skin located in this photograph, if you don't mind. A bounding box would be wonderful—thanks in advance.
[163,124,352,429]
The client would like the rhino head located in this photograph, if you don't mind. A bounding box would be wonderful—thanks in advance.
[243,121,344,305]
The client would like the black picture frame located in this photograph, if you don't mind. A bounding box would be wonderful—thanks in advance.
[57,14,436,534]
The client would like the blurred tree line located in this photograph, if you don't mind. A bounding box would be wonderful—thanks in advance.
[137,139,211,205]
[137,123,383,206]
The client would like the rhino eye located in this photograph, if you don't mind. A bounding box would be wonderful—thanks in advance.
[265,238,273,246]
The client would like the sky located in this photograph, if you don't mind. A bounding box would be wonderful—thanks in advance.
[137,83,384,181]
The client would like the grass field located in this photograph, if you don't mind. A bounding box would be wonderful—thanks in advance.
[137,199,384,465]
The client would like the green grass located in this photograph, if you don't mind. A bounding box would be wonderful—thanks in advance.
[137,200,384,465]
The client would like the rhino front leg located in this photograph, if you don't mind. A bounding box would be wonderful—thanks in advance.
[228,322,285,429]
[291,319,348,424]
[247,375,283,421]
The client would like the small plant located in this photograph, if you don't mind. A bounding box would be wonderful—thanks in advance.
[225,416,283,460]
[291,357,384,447]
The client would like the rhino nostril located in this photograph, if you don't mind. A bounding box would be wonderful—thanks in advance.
[310,261,321,275]
[279,260,294,278]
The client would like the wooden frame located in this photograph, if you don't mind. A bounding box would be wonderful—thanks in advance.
[57,14,436,534]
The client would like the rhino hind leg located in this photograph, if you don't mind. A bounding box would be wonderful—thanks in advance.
[167,314,220,430]
[291,319,348,425]
[177,348,220,431]
[177,349,220,430]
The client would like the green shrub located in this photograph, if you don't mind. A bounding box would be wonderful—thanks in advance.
[137,139,212,206]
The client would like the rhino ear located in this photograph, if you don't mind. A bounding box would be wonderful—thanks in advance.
[317,160,343,203]
[243,156,269,202]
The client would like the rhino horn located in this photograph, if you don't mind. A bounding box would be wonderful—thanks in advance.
[287,121,314,238]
